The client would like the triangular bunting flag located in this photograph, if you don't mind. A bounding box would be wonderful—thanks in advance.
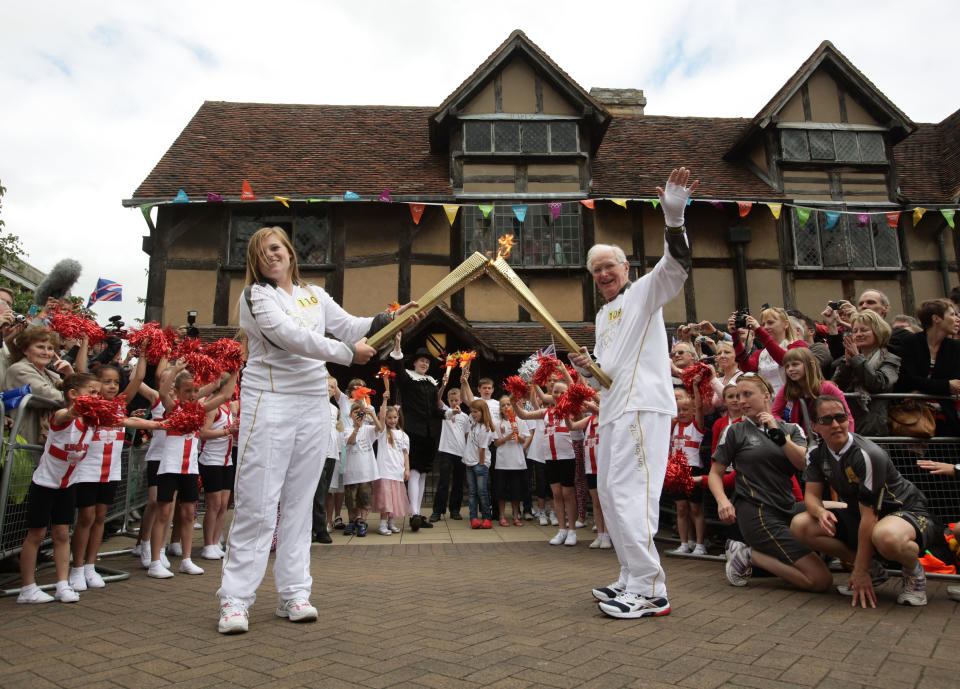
[443,204,460,226]
[709,200,724,211]
[206,192,222,203]
[241,180,256,200]
[766,203,782,220]
[580,199,595,210]
[796,207,812,227]
[824,211,840,230]
[512,205,528,222]
[306,198,326,203]
[378,189,392,203]
[548,202,562,220]
[343,191,360,200]
[274,196,290,208]
[409,203,425,225]
[173,189,189,203]
[942,209,956,229]
[611,199,627,209]
[737,201,753,218]
[686,198,692,206]
[140,204,156,223]
[648,199,660,209]
[478,204,494,218]
[885,211,901,229]
[856,213,869,227]
[913,207,927,225]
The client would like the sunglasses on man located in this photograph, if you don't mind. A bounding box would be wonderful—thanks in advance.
[815,413,848,426]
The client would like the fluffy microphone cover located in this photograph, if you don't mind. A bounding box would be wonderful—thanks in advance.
[34,259,82,304]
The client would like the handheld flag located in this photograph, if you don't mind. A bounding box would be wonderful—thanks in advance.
[87,278,122,308]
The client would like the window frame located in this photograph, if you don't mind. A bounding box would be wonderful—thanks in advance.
[789,205,902,271]
[779,127,887,165]
[227,207,332,268]
[462,119,580,155]
[462,202,583,268]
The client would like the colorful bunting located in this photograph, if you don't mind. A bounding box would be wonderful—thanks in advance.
[611,199,627,209]
[274,196,290,208]
[408,203,425,225]
[943,209,956,229]
[737,201,753,218]
[580,199,595,210]
[173,189,189,203]
[512,205,527,223]
[686,198,692,206]
[378,188,392,203]
[824,211,840,230]
[856,213,869,227]
[913,207,927,225]
[443,204,459,226]
[306,198,326,203]
[343,191,360,200]
[206,192,222,203]
[648,199,660,209]
[766,203,782,220]
[885,211,901,229]
[548,202,562,220]
[478,204,494,218]
[241,180,256,200]
[796,207,812,227]
[709,200,724,211]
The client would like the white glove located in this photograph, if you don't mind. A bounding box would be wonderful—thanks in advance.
[657,168,698,228]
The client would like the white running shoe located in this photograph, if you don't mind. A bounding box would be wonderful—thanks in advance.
[160,549,171,569]
[591,581,626,601]
[140,542,152,569]
[549,510,559,526]
[538,512,549,526]
[724,539,752,587]
[575,520,587,529]
[55,586,80,603]
[85,568,106,589]
[691,544,708,556]
[147,561,174,579]
[131,543,143,557]
[17,585,53,604]
[549,530,567,545]
[564,531,577,547]
[669,542,693,554]
[599,538,613,550]
[201,545,223,560]
[219,599,249,634]
[69,567,87,592]
[598,592,671,619]
[276,598,318,622]
[179,558,204,575]
[589,537,603,549]
[167,542,183,557]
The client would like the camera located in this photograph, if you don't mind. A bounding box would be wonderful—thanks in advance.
[689,323,701,335]
[187,310,197,326]
[734,308,750,330]
[13,313,26,324]
[827,300,844,311]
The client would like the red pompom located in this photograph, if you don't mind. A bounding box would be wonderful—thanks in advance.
[203,338,244,373]
[73,395,124,427]
[663,448,694,495]
[174,337,203,358]
[564,364,580,383]
[503,375,529,402]
[49,313,107,345]
[164,401,207,434]
[182,351,219,386]
[554,383,597,419]
[533,356,561,388]
[680,362,714,401]
[126,322,172,364]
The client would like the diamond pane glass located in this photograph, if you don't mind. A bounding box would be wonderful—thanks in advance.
[834,131,860,162]
[844,215,875,267]
[859,132,886,162]
[809,130,835,160]
[464,203,581,266]
[464,122,492,152]
[550,122,577,152]
[463,206,495,257]
[230,214,292,265]
[819,213,847,266]
[494,122,520,152]
[781,130,809,160]
[793,209,821,266]
[522,122,548,152]
[294,214,329,265]
[872,216,901,267]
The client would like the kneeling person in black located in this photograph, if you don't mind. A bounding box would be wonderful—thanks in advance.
[791,394,933,608]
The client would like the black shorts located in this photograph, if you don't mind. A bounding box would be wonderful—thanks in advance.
[26,482,77,529]
[75,481,118,509]
[586,474,597,490]
[224,464,236,491]
[736,499,811,565]
[666,465,705,503]
[494,468,527,502]
[887,509,936,551]
[199,464,231,493]
[156,473,199,503]
[146,461,160,487]
[545,458,576,488]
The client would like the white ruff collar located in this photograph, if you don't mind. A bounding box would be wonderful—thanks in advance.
[406,369,438,385]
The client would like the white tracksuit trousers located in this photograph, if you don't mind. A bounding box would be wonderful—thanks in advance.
[597,410,669,599]
[218,389,330,608]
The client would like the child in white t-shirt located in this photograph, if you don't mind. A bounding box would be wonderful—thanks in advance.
[373,396,410,535]
[343,401,383,537]
[492,396,529,526]
[463,399,495,528]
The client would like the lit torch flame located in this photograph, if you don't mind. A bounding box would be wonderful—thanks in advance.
[495,234,517,261]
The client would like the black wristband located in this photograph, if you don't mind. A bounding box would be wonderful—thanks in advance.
[767,427,787,446]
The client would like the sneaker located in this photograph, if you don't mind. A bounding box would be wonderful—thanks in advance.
[69,567,88,592]
[481,519,492,529]
[538,512,549,526]
[592,525,598,532]
[669,542,693,555]
[356,520,367,537]
[276,598,318,622]
[201,545,224,560]
[85,568,106,589]
[470,518,481,529]
[160,549,171,569]
[193,522,202,529]
[17,585,54,604]
[419,517,434,529]
[219,599,249,634]
[140,542,152,569]
[599,538,613,550]
[564,531,577,547]
[131,543,143,557]
[598,592,671,619]
[896,567,927,606]
[575,520,587,529]
[947,585,960,602]
[549,510,559,526]
[55,587,80,603]
[589,537,603,549]
[523,511,535,521]
[179,558,204,575]
[167,542,183,557]
[409,515,422,532]
[377,523,392,536]
[429,513,442,523]
[592,581,626,601]
[147,561,174,579]
[343,521,356,536]
[724,539,752,587]
[837,560,889,596]
[549,530,567,546]
[691,544,709,556]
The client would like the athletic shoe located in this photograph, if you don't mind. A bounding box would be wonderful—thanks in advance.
[147,561,174,579]
[55,587,80,603]
[179,559,204,575]
[85,568,106,589]
[167,542,183,557]
[449,512,463,520]
[549,510,559,526]
[549,530,567,546]
[313,531,333,544]
[691,544,709,556]
[429,513,442,523]
[538,512,549,526]
[837,560,889,595]
[523,511,535,521]
[140,542,152,569]
[131,543,143,557]
[575,520,587,529]
[592,581,626,601]
[470,518,481,529]
[343,521,356,536]
[564,531,577,547]
[356,521,368,537]
[276,598,319,622]
[481,519,492,529]
[419,517,434,529]
[410,515,422,532]
[69,567,87,592]
[219,599,249,634]
[599,538,613,550]
[160,550,171,569]
[896,568,927,606]
[17,586,53,604]
[669,542,693,554]
[947,585,960,602]
[724,539,752,587]
[201,545,224,560]
[193,522,202,530]
[589,537,603,549]
[377,523,391,536]
[592,525,597,532]
[598,592,671,619]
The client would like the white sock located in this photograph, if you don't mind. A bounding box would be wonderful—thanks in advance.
[557,529,568,537]
[21,583,38,594]
[84,564,96,575]
[379,519,388,530]
[56,580,71,593]
[70,566,84,577]
[388,518,396,529]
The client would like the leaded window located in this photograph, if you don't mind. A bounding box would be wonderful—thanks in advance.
[229,211,330,266]
[463,202,581,266]
[461,121,580,154]
[780,129,887,164]
[790,207,900,269]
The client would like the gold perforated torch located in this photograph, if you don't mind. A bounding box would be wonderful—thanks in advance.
[486,236,612,388]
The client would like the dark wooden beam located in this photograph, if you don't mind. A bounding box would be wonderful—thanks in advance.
[398,219,412,304]
[801,83,813,121]
[328,205,345,304]
[581,203,597,321]
[450,207,465,316]
[213,211,231,326]
[166,257,219,271]
[494,75,503,113]
[838,89,849,123]
[534,79,543,114]
[896,213,916,315]
[145,206,169,323]
[515,164,528,193]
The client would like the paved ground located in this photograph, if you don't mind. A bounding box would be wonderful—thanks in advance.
[1,512,957,689]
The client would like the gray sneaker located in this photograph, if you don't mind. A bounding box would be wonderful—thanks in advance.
[724,539,752,587]
[896,568,927,606]
[837,560,889,596]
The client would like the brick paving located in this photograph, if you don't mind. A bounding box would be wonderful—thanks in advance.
[1,513,957,689]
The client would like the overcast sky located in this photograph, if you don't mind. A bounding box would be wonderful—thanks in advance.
[2,0,957,327]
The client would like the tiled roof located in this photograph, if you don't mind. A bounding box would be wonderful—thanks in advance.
[130,102,450,201]
[938,109,960,202]
[472,323,595,356]
[894,123,947,202]
[592,115,778,199]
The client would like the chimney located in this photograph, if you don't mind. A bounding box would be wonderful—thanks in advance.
[589,88,646,115]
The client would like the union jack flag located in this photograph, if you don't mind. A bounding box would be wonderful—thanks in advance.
[87,278,122,308]
[527,343,556,361]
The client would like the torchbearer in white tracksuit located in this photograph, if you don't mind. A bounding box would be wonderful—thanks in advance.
[216,226,419,634]
[570,168,697,619]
